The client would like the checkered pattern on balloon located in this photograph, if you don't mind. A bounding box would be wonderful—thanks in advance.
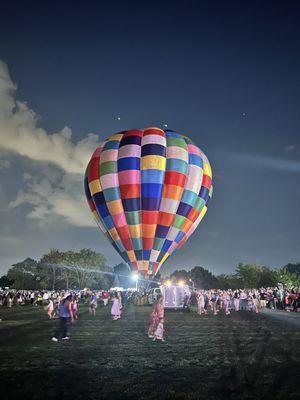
[84,128,212,277]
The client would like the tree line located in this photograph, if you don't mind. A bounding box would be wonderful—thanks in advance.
[0,249,299,290]
[0,249,114,290]
[168,263,300,289]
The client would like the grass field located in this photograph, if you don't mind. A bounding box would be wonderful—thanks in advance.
[0,304,299,400]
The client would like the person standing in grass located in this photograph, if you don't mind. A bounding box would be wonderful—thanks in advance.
[117,291,123,310]
[153,317,165,342]
[89,292,98,316]
[210,290,218,315]
[71,295,78,319]
[102,290,109,306]
[111,291,121,320]
[223,291,231,315]
[45,299,54,319]
[30,291,35,305]
[51,294,74,342]
[148,294,164,339]
[7,293,13,308]
[252,291,260,314]
[233,290,240,311]
[239,290,248,310]
[197,291,206,315]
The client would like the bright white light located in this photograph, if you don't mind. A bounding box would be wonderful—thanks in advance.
[165,279,171,287]
[131,273,138,281]
[178,280,185,287]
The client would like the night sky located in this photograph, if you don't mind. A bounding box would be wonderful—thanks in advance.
[0,1,299,276]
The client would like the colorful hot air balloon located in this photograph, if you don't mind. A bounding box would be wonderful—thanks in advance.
[84,128,212,277]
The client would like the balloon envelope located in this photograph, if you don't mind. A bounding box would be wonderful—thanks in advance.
[84,128,212,276]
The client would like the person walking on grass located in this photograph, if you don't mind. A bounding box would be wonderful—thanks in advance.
[148,294,165,340]
[223,291,231,316]
[111,292,121,320]
[71,295,78,319]
[153,317,165,342]
[51,294,74,342]
[252,292,260,314]
[45,299,54,319]
[233,290,240,311]
[210,290,218,315]
[89,292,98,316]
[102,290,109,306]
[197,291,206,315]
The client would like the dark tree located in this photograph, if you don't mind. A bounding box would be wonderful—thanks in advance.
[170,269,190,283]
[6,258,39,289]
[0,275,14,287]
[283,263,300,275]
[39,248,110,289]
[190,266,218,289]
[235,263,277,288]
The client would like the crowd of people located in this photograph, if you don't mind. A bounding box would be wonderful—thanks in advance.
[0,285,299,343]
[0,288,125,338]
[190,287,300,316]
[147,286,300,342]
[1,286,299,315]
[0,289,125,310]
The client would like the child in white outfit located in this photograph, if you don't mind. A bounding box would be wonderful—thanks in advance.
[153,318,165,341]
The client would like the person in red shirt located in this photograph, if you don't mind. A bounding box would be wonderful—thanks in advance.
[102,290,109,306]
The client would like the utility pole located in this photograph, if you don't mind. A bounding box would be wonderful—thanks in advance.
[52,265,56,291]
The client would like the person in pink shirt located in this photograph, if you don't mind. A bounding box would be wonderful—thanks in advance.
[111,292,121,320]
[148,295,164,339]
[71,296,78,319]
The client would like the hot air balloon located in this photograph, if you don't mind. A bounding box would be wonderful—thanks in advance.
[84,127,212,277]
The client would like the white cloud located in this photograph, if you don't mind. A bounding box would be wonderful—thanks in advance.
[0,60,99,227]
[0,60,99,174]
[9,167,94,227]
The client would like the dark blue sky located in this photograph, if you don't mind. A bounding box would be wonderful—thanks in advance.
[0,1,299,275]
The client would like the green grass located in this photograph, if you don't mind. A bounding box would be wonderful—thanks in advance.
[0,304,299,400]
